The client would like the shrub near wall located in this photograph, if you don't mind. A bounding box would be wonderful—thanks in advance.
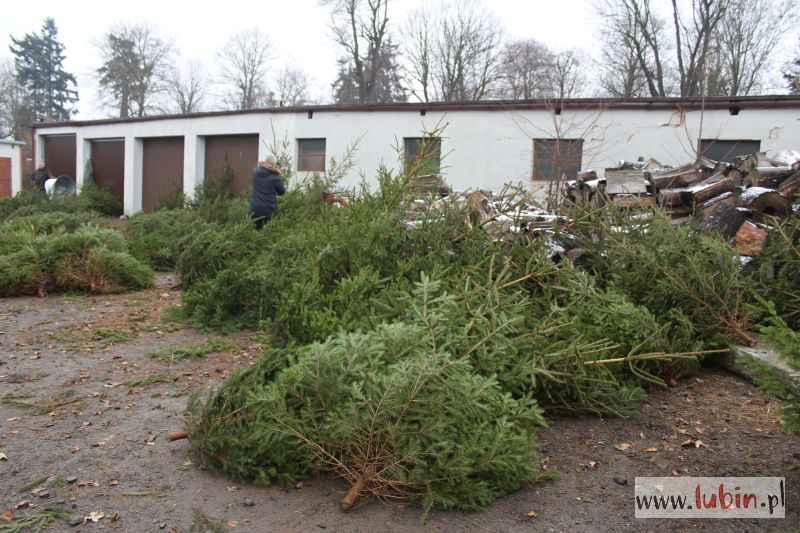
[0,183,123,220]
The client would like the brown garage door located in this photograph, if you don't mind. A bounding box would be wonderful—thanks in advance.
[142,137,184,212]
[91,139,125,204]
[0,157,11,198]
[204,134,258,194]
[43,135,76,179]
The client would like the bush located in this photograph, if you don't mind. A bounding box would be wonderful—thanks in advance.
[0,183,123,220]
[78,182,123,217]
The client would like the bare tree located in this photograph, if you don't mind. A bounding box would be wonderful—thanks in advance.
[272,66,310,106]
[496,38,554,100]
[0,60,33,141]
[405,0,504,101]
[711,0,797,96]
[595,0,794,97]
[595,0,671,97]
[595,6,651,97]
[671,0,731,97]
[217,28,272,110]
[166,58,206,113]
[96,22,173,118]
[549,49,587,100]
[404,3,433,102]
[324,0,405,103]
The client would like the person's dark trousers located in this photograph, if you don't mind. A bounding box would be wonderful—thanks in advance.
[252,211,274,230]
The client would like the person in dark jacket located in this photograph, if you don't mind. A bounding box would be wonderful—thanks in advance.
[31,161,53,192]
[249,153,285,229]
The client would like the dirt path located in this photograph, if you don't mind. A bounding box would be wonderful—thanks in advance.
[1,278,798,532]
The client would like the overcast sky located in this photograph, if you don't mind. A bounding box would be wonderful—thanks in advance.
[0,0,603,119]
[1,0,795,119]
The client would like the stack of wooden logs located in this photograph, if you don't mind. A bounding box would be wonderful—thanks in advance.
[565,153,800,257]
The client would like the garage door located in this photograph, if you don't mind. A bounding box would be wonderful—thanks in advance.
[0,157,11,198]
[91,139,125,204]
[142,137,184,212]
[204,134,259,194]
[43,135,76,179]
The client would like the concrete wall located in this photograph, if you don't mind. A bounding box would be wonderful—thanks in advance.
[0,141,24,195]
[33,104,800,215]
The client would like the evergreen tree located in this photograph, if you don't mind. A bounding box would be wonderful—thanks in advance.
[96,23,172,118]
[332,40,405,104]
[9,17,78,121]
[785,39,800,95]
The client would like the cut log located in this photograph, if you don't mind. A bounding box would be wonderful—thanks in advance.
[733,153,759,174]
[682,174,733,204]
[696,156,719,180]
[611,194,656,208]
[743,170,759,188]
[657,188,686,207]
[648,164,703,190]
[753,166,795,188]
[714,161,733,176]
[777,172,800,199]
[727,168,743,187]
[698,203,749,239]
[736,187,791,219]
[604,169,648,195]
[734,221,769,257]
[701,191,735,217]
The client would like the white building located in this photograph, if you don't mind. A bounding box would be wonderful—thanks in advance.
[31,96,800,215]
[0,137,25,198]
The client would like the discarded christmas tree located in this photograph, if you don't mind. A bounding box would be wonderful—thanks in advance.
[186,320,545,516]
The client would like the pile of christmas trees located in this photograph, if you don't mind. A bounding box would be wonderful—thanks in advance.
[176,170,743,513]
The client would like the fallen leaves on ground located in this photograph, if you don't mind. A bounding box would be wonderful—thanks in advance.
[1,508,13,521]
[613,443,631,451]
[680,439,707,448]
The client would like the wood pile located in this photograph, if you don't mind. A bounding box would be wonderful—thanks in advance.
[565,151,800,258]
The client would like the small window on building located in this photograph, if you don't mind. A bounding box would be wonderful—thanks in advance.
[404,137,441,174]
[532,138,583,180]
[297,138,326,172]
[698,139,761,162]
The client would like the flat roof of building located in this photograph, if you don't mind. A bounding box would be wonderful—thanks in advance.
[32,95,800,130]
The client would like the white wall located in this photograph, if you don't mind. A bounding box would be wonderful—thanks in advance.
[0,142,23,196]
[33,104,800,214]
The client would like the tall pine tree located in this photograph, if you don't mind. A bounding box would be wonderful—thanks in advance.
[9,17,78,121]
